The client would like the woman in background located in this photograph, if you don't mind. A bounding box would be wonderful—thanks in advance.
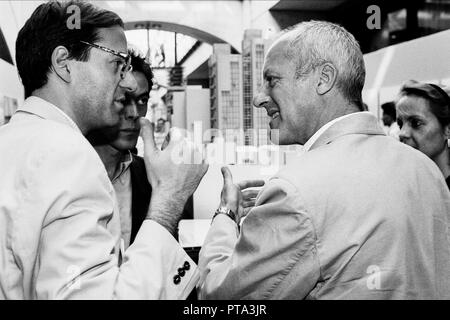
[396,80,450,190]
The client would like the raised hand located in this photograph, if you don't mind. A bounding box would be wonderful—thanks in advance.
[220,166,265,224]
[140,118,208,235]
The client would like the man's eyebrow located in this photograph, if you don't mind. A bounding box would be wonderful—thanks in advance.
[408,115,425,120]
[400,114,424,121]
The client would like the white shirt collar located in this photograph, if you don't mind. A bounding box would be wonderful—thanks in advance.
[303,112,371,152]
[19,96,81,133]
[112,150,133,183]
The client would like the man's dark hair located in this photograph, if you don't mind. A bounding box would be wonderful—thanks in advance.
[381,101,396,119]
[16,0,123,98]
[129,48,153,88]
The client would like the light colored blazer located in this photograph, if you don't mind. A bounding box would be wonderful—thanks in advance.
[0,97,198,299]
[198,112,450,299]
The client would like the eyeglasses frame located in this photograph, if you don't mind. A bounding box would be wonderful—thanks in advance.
[79,40,132,79]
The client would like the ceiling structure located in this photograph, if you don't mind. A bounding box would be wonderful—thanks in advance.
[95,1,244,50]
[59,1,450,87]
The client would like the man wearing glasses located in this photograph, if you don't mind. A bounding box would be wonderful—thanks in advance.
[0,1,207,299]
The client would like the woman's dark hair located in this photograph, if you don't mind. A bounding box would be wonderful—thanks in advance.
[398,80,450,127]
[16,0,123,97]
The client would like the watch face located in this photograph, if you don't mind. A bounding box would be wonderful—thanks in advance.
[213,206,237,223]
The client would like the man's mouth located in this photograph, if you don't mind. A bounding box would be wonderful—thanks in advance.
[267,109,280,120]
[120,128,139,133]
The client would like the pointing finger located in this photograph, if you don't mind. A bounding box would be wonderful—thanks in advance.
[139,118,157,153]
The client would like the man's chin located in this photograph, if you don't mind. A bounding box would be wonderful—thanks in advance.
[269,131,297,145]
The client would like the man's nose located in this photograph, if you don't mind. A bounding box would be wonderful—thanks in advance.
[124,101,139,120]
[253,90,270,109]
[398,125,410,142]
[120,70,137,93]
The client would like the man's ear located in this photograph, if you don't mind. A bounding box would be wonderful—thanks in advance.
[316,63,337,95]
[51,46,71,83]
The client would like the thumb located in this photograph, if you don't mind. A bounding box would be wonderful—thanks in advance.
[221,166,234,186]
[139,118,157,153]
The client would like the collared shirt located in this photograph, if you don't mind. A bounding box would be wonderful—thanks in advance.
[111,151,133,249]
[303,112,371,152]
[14,96,82,133]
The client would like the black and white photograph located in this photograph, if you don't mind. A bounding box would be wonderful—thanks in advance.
[0,0,449,307]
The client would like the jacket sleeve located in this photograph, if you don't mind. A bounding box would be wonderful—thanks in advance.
[197,177,321,299]
[23,133,197,299]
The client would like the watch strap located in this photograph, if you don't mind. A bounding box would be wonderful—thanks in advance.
[212,206,236,223]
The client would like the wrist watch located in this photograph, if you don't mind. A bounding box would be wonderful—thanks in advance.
[212,205,237,223]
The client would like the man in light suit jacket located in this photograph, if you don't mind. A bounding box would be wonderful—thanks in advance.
[198,21,450,299]
[0,1,207,299]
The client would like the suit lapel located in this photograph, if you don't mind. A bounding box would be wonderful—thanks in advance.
[130,155,152,244]
[309,112,385,151]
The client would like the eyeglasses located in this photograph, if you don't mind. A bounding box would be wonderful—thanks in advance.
[80,41,132,79]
